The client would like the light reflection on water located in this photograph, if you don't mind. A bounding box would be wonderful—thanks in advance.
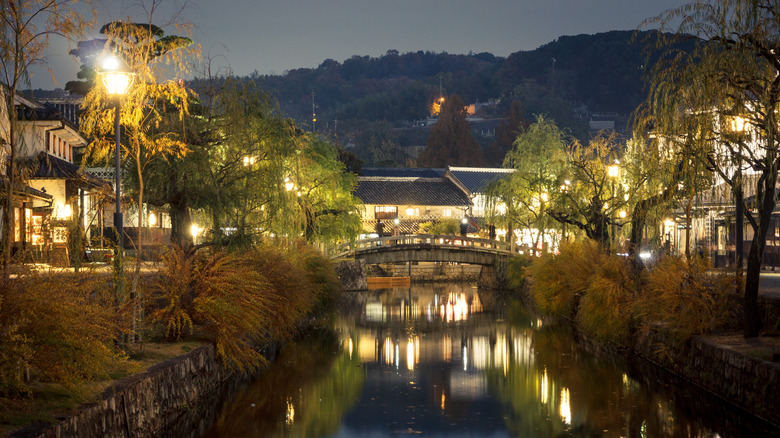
[200,283,778,438]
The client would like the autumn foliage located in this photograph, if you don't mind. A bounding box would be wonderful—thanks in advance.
[150,243,341,371]
[528,240,733,345]
[0,272,125,396]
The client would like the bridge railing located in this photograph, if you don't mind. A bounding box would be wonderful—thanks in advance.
[336,234,512,257]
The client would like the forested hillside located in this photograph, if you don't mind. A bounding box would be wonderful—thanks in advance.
[248,31,666,135]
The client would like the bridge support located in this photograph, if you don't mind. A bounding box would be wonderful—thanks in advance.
[477,263,507,290]
[335,259,367,291]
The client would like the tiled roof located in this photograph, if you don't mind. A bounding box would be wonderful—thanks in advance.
[355,177,471,207]
[447,167,514,194]
[28,152,110,189]
[361,167,446,178]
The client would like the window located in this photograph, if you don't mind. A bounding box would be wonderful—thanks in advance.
[375,205,398,219]
[405,207,419,217]
[442,208,452,217]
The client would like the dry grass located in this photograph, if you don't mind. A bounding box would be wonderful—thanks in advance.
[0,340,201,437]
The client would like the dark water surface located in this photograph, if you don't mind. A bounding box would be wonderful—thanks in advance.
[199,284,779,437]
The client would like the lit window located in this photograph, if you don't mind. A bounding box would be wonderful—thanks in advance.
[375,205,398,219]
[442,208,452,217]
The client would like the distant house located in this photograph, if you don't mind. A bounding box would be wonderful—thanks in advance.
[354,168,471,235]
[353,166,512,236]
[444,167,513,219]
[1,85,111,262]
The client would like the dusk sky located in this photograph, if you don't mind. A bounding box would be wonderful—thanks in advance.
[33,0,686,90]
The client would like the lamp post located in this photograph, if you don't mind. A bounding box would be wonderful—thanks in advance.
[560,180,571,242]
[97,55,134,264]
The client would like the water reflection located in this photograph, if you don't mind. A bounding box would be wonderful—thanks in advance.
[200,284,778,438]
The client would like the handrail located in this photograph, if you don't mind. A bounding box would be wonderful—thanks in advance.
[336,234,512,257]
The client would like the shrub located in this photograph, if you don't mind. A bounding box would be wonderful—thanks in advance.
[0,273,124,396]
[505,254,532,290]
[150,246,195,340]
[191,250,275,371]
[528,240,637,343]
[293,241,342,315]
[419,218,459,235]
[577,251,637,343]
[150,242,340,372]
[528,240,602,318]
[637,255,736,346]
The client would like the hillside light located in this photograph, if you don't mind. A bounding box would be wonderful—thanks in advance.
[149,212,157,227]
[619,210,627,219]
[284,177,295,192]
[97,54,134,270]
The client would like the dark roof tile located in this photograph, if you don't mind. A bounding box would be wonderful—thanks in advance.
[355,177,471,206]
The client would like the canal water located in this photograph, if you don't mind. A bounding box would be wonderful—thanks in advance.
[199,283,778,437]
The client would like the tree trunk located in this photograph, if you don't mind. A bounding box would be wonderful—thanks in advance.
[744,171,777,338]
[170,197,191,247]
[2,89,17,279]
[168,166,191,246]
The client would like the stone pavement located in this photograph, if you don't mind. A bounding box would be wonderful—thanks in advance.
[759,271,780,300]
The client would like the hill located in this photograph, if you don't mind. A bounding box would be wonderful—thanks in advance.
[245,31,668,138]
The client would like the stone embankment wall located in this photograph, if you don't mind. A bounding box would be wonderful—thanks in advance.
[578,328,780,426]
[667,337,780,425]
[11,343,276,438]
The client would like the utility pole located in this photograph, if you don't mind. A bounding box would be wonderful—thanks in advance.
[312,90,317,133]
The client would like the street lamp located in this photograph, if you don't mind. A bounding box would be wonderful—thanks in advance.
[97,54,134,258]
[730,116,747,269]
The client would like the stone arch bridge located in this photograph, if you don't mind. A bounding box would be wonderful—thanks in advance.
[335,235,513,288]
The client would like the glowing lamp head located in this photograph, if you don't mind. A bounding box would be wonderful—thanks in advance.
[607,165,619,178]
[98,55,134,95]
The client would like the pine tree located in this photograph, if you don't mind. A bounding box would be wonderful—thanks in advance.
[418,94,482,167]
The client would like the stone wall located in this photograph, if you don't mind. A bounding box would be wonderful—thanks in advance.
[583,330,780,427]
[678,337,780,425]
[334,260,367,291]
[383,263,482,282]
[10,343,276,438]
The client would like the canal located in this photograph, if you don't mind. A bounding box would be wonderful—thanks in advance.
[199,283,778,437]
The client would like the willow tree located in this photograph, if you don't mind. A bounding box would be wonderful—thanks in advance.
[79,18,195,256]
[186,75,361,249]
[647,0,780,337]
[79,11,196,342]
[485,116,567,253]
[0,0,93,276]
[546,132,629,251]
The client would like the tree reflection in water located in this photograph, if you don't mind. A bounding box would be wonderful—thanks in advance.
[200,329,364,437]
[200,284,778,438]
